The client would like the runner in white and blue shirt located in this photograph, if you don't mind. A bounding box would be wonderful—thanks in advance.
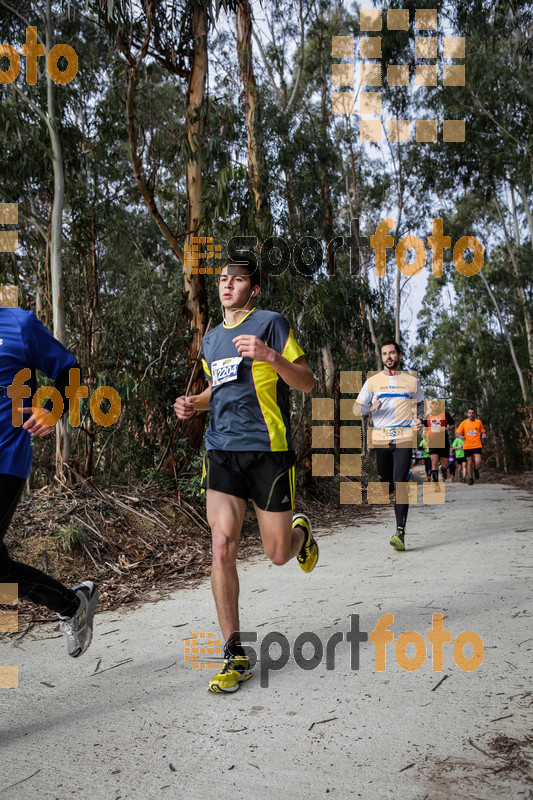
[355,339,424,551]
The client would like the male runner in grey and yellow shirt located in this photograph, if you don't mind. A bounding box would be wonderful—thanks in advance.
[173,259,316,693]
[354,340,424,551]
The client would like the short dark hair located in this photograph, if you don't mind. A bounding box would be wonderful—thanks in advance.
[380,339,402,355]
[468,405,476,413]
[221,258,261,288]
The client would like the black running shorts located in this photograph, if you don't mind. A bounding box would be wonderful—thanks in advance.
[464,447,482,456]
[429,447,450,458]
[201,450,296,511]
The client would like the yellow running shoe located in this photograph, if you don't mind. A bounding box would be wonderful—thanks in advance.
[208,646,253,694]
[390,527,405,551]
[294,513,319,573]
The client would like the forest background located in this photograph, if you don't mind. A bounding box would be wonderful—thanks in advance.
[1,0,532,504]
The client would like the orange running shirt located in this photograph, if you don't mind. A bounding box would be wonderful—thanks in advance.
[456,418,485,449]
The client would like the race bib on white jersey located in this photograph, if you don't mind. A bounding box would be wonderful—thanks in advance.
[211,357,242,388]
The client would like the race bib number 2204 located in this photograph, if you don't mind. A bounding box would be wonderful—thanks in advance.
[211,357,242,387]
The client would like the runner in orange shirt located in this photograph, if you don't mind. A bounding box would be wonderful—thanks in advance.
[455,406,486,485]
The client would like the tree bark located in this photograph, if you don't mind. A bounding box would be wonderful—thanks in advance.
[321,343,335,396]
[495,191,533,370]
[479,270,528,403]
[395,267,401,345]
[180,4,210,451]
[184,5,208,347]
[319,36,334,279]
[45,0,69,476]
[346,146,380,368]
[236,0,271,240]
[518,180,533,249]
[303,393,313,488]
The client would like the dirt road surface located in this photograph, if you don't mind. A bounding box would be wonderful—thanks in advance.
[1,476,532,799]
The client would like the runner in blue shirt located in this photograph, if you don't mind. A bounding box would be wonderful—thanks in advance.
[174,259,316,693]
[0,300,98,657]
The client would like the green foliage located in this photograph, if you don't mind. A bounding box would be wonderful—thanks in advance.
[54,521,88,552]
[1,0,531,488]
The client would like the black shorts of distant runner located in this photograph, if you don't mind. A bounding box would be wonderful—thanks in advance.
[201,450,296,512]
[429,447,449,458]
[455,456,466,464]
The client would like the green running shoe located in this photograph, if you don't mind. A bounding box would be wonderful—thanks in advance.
[390,527,405,551]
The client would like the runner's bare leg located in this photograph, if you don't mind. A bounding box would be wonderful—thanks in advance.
[207,489,246,643]
[253,506,304,565]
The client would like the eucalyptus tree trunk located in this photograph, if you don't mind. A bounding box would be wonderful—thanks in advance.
[346,150,380,368]
[180,4,210,450]
[479,271,528,404]
[184,5,209,353]
[45,0,69,475]
[505,187,533,371]
[236,0,271,240]
[363,255,381,369]
[318,29,335,395]
[395,268,401,345]
[518,181,533,247]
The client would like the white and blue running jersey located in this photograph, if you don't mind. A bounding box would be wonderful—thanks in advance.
[355,369,424,447]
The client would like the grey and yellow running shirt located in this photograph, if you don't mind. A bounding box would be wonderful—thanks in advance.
[201,309,304,451]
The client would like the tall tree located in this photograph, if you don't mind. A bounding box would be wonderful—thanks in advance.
[235,0,271,240]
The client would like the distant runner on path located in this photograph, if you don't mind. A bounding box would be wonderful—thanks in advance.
[451,434,466,482]
[422,432,432,480]
[424,399,455,483]
[456,406,486,486]
[447,445,456,482]
[354,340,424,552]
